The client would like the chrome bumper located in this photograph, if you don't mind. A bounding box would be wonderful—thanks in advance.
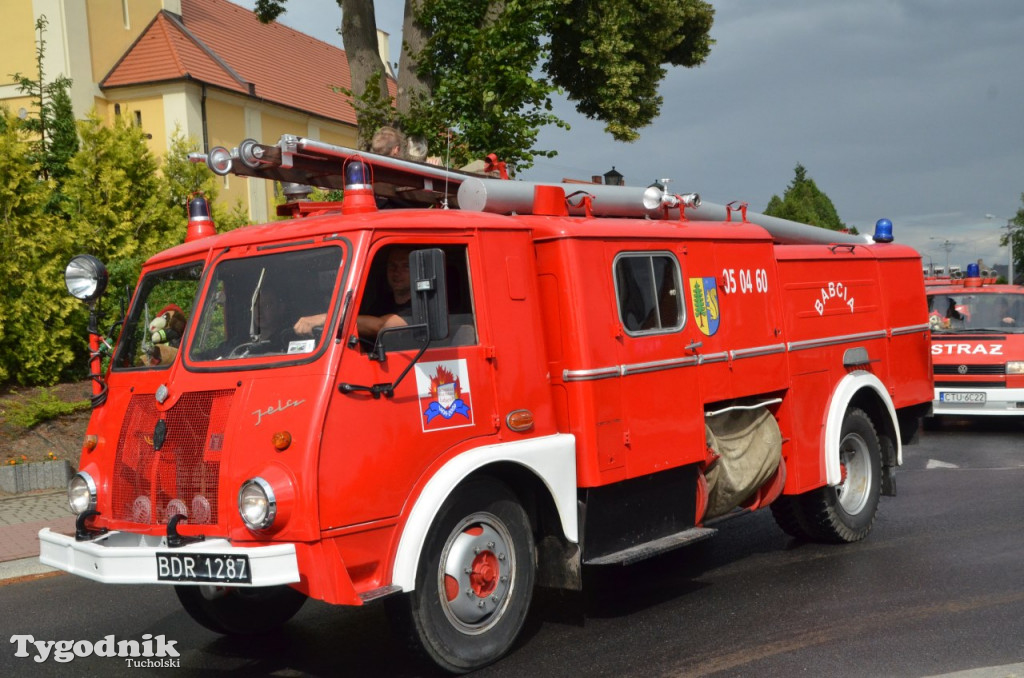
[932,386,1024,416]
[38,528,300,587]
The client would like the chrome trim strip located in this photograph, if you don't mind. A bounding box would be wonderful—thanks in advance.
[622,356,699,375]
[788,330,887,352]
[730,343,787,360]
[563,366,621,382]
[891,323,930,336]
[564,329,896,383]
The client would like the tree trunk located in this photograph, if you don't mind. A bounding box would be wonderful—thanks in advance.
[340,0,388,141]
[395,0,431,115]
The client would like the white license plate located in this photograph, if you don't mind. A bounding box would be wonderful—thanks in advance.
[939,392,986,404]
[156,553,251,583]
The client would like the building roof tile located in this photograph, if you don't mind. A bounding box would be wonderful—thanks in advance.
[102,0,368,126]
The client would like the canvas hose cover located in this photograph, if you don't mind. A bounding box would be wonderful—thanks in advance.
[703,407,783,520]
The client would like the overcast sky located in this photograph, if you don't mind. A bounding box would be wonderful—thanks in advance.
[231,0,1023,273]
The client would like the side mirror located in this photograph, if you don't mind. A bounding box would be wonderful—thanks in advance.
[410,248,449,341]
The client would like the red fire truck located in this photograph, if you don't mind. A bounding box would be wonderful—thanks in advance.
[926,265,1024,419]
[41,136,932,673]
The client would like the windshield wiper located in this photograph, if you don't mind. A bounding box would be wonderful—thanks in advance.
[249,268,266,342]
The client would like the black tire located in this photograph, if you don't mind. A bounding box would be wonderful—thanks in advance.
[175,584,306,635]
[770,407,881,543]
[389,478,535,674]
[769,493,816,540]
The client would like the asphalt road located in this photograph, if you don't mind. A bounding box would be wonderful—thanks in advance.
[2,417,1022,677]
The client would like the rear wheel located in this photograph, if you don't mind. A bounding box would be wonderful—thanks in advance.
[389,478,535,674]
[175,584,306,635]
[770,407,881,543]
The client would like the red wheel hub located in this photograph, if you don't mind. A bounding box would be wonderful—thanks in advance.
[469,551,499,597]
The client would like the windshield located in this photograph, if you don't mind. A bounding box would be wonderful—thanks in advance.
[188,246,343,362]
[113,261,204,370]
[927,292,1024,333]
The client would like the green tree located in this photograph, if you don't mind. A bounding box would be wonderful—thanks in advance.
[161,127,249,233]
[0,108,79,385]
[10,15,79,184]
[60,114,179,305]
[1001,194,1024,284]
[764,164,851,232]
[254,0,715,168]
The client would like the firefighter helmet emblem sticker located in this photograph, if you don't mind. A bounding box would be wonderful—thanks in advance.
[416,360,473,431]
[689,277,720,336]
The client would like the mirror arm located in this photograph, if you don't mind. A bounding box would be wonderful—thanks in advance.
[339,323,431,399]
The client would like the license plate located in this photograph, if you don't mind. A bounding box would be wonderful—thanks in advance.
[156,552,251,583]
[939,392,986,404]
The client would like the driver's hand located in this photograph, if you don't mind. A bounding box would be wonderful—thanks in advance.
[293,313,326,336]
[381,314,408,330]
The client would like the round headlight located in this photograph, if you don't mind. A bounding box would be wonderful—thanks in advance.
[64,255,108,301]
[68,472,98,515]
[238,477,276,530]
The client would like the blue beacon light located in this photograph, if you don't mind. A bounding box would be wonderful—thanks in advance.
[344,160,370,189]
[341,158,377,214]
[873,218,893,243]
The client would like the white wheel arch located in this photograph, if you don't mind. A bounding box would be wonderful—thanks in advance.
[391,434,577,592]
[823,371,901,486]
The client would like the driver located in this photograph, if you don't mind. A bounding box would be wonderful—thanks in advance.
[259,286,322,351]
[357,246,412,340]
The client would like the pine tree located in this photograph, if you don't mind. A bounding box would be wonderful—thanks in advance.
[764,164,852,233]
[0,109,78,384]
[61,114,178,307]
[10,15,79,184]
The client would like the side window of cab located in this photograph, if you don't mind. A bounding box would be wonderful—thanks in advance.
[614,252,685,335]
[358,243,478,351]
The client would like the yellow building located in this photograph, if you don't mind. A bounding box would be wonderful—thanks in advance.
[0,0,386,222]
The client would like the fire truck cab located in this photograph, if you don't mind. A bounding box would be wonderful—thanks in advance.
[926,265,1024,419]
[42,136,932,673]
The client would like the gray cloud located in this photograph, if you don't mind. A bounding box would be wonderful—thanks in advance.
[234,0,1024,270]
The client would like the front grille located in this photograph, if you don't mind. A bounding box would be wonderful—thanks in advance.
[112,390,233,526]
[933,364,1005,376]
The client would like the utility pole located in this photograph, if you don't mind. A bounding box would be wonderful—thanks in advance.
[930,237,955,273]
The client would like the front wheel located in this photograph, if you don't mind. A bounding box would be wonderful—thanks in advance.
[389,478,535,674]
[771,407,881,543]
[175,584,306,635]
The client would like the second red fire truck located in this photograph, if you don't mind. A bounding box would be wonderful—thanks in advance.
[926,265,1024,420]
[42,135,933,673]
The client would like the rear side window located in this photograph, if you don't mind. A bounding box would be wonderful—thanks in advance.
[614,252,684,334]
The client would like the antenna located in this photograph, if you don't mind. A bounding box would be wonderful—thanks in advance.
[441,127,453,209]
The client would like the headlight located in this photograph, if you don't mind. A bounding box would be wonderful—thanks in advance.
[64,255,108,301]
[238,477,276,530]
[1007,362,1024,375]
[68,472,98,515]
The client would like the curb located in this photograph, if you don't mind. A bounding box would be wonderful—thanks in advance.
[0,556,60,584]
[0,459,73,494]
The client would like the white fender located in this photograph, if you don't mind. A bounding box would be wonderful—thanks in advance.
[823,371,901,486]
[391,434,577,592]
